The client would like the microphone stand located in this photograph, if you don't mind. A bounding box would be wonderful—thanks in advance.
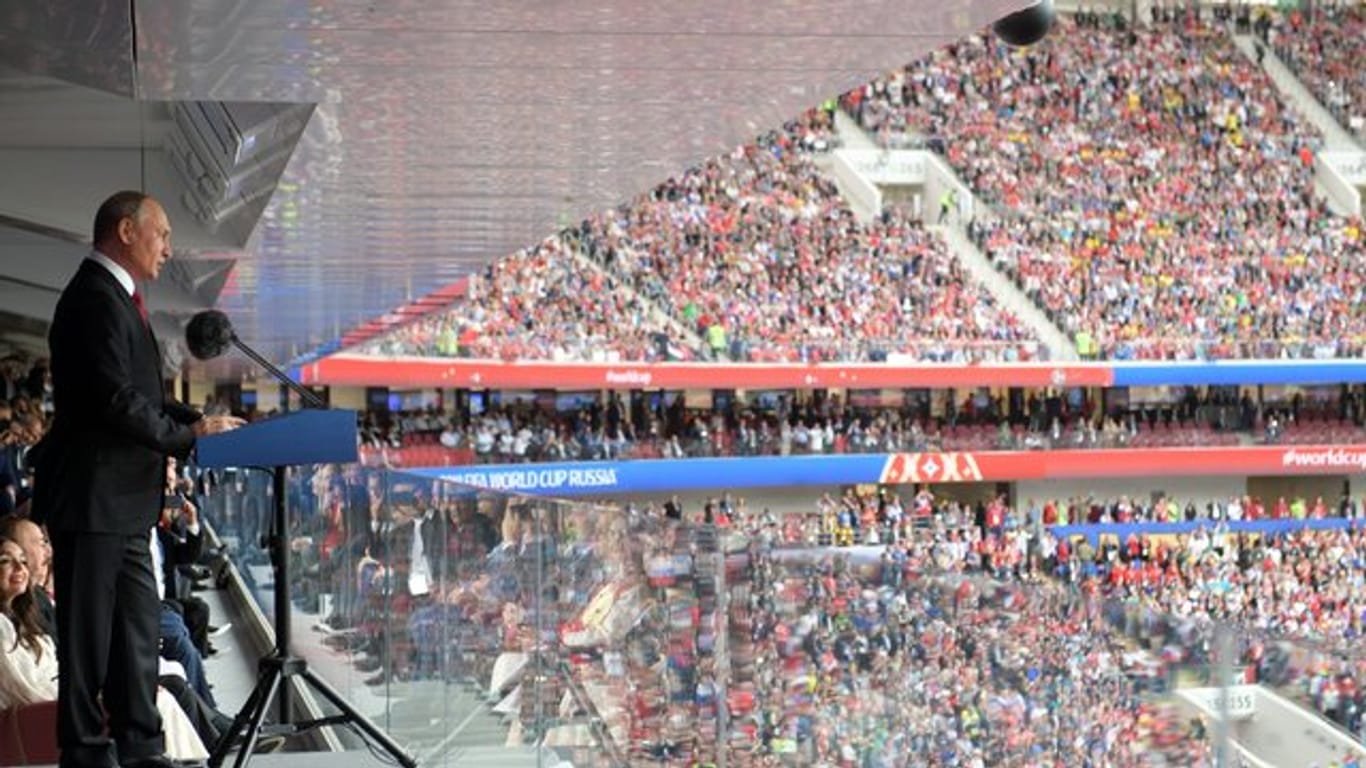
[207,334,416,768]
[228,333,326,409]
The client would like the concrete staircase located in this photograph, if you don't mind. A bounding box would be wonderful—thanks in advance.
[912,148,1077,360]
[565,238,710,358]
[1229,32,1363,216]
[1229,34,1360,154]
[384,677,590,767]
[833,108,881,151]
[811,152,876,224]
[826,110,1077,360]
[933,220,1078,361]
[811,112,882,223]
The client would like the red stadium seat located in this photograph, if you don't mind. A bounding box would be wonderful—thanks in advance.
[0,701,60,766]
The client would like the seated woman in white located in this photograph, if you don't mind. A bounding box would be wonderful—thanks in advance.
[0,536,208,760]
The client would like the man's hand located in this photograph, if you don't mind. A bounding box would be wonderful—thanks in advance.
[181,497,199,527]
[193,415,245,437]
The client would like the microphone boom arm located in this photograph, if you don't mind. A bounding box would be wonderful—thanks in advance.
[229,334,326,409]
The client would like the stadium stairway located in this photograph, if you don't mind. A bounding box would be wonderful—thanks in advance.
[1231,33,1361,154]
[258,587,532,765]
[829,104,1077,360]
[564,237,710,358]
[1230,32,1363,217]
[833,108,881,151]
[814,111,885,223]
[932,219,1078,361]
[1227,684,1366,767]
[379,679,514,757]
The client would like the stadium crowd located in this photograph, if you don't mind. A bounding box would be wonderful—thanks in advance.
[571,122,1039,364]
[276,468,1366,765]
[714,486,1366,752]
[714,543,1217,766]
[355,237,679,362]
[11,386,1358,766]
[1273,5,1366,141]
[353,107,1039,364]
[845,14,1366,361]
[0,323,1338,766]
[338,11,1366,368]
[356,383,1366,469]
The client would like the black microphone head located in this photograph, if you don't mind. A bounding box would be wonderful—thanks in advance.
[185,310,234,360]
[993,0,1056,47]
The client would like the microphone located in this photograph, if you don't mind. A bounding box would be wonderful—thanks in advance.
[992,0,1055,47]
[185,310,325,408]
[186,310,234,360]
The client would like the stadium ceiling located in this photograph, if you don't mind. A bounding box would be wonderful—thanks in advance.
[0,0,1028,373]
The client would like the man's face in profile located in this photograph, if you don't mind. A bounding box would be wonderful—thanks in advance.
[123,198,172,282]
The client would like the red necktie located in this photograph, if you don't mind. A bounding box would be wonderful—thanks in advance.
[132,290,149,326]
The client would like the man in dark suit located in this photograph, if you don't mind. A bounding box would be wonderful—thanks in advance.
[32,191,242,768]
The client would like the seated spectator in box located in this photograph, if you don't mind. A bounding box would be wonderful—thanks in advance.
[155,459,220,658]
[0,536,210,760]
[0,514,53,636]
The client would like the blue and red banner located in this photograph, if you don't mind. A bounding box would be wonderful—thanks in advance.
[402,444,1366,496]
[298,355,1366,390]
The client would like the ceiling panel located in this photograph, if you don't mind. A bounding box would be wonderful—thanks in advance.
[0,0,1028,369]
[0,0,135,97]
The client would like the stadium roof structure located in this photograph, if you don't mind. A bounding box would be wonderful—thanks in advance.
[0,0,1029,374]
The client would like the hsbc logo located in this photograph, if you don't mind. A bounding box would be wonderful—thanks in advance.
[880,452,984,484]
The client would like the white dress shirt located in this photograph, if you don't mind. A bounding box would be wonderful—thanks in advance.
[88,249,136,297]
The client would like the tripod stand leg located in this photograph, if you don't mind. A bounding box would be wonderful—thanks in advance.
[299,668,418,768]
[210,663,273,768]
[233,668,285,768]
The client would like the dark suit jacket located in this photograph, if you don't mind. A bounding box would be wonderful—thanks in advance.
[156,515,205,601]
[382,508,444,587]
[33,259,200,535]
[35,586,56,639]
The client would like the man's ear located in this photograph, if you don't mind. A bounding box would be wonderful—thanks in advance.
[118,215,137,245]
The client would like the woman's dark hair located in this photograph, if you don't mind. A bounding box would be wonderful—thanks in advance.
[0,535,45,661]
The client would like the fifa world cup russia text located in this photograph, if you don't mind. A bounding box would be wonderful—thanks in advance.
[444,468,619,492]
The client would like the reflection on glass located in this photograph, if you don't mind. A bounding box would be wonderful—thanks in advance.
[196,462,1363,767]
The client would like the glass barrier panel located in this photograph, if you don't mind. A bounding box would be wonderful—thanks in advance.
[196,460,1366,767]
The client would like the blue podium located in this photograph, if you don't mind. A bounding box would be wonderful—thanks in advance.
[195,409,359,469]
[197,410,416,768]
